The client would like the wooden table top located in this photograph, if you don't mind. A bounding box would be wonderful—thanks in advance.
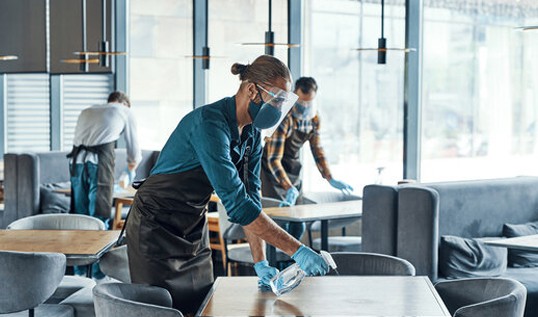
[197,276,450,317]
[485,234,538,252]
[0,230,120,257]
[263,200,362,222]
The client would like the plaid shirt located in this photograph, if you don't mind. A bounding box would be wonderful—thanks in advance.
[264,111,332,190]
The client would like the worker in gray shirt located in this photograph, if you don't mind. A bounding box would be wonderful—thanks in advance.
[68,91,141,279]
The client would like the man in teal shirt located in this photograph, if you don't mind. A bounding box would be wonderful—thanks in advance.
[127,55,330,315]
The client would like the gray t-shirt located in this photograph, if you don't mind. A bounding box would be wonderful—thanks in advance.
[72,102,142,165]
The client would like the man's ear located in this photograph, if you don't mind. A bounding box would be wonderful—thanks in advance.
[246,82,258,100]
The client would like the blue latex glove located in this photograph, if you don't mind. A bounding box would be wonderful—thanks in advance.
[329,179,354,195]
[125,167,136,184]
[279,186,299,207]
[291,245,329,276]
[254,260,279,288]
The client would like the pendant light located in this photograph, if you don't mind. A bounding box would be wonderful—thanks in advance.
[63,0,125,70]
[61,0,99,70]
[72,0,126,67]
[189,0,210,69]
[515,26,538,31]
[355,0,415,64]
[0,55,18,61]
[240,0,299,55]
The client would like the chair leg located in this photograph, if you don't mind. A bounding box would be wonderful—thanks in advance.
[86,264,92,278]
[29,308,34,317]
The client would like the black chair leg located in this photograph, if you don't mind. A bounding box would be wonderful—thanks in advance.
[29,308,34,317]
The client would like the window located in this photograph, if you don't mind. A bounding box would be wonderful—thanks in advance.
[207,0,288,104]
[421,1,538,181]
[302,0,406,192]
[129,0,193,150]
[5,74,50,152]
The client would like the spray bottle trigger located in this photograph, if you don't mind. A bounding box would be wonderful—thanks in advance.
[320,250,337,270]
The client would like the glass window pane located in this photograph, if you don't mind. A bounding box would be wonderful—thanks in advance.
[302,0,406,192]
[129,0,193,150]
[5,74,50,152]
[422,1,538,181]
[208,0,288,103]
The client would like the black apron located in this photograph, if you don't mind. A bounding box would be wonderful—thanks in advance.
[68,142,115,219]
[261,128,314,203]
[127,130,253,314]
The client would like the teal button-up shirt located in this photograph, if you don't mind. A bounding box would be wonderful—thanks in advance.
[151,96,262,226]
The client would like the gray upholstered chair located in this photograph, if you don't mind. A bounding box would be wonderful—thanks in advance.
[99,245,131,283]
[304,192,362,252]
[7,214,102,315]
[217,197,291,275]
[327,252,416,276]
[435,277,527,317]
[93,283,183,317]
[8,213,106,267]
[0,251,74,317]
[7,213,105,230]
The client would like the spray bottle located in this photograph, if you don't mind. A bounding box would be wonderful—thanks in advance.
[269,250,337,296]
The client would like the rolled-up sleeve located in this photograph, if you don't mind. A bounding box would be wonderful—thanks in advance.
[191,120,261,226]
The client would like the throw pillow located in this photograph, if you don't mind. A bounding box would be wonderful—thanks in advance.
[503,221,538,268]
[40,182,71,214]
[439,235,507,279]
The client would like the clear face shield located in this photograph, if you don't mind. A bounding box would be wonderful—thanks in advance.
[252,84,298,136]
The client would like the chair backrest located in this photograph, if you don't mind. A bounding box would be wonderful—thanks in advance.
[0,251,66,313]
[435,277,527,317]
[93,283,183,317]
[7,213,106,230]
[99,245,131,283]
[328,252,416,276]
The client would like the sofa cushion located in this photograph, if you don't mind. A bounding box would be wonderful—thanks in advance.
[439,235,507,279]
[503,267,538,317]
[40,182,71,214]
[503,221,538,268]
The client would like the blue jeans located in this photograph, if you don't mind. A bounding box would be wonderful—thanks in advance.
[71,162,109,279]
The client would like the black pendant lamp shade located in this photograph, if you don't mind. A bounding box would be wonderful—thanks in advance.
[355,0,415,64]
[240,0,299,55]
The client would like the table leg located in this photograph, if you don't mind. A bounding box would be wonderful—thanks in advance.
[321,220,328,251]
[267,244,277,267]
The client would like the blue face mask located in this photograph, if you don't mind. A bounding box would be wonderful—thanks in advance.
[248,91,283,129]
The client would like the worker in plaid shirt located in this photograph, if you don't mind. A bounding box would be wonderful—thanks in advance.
[261,77,354,239]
